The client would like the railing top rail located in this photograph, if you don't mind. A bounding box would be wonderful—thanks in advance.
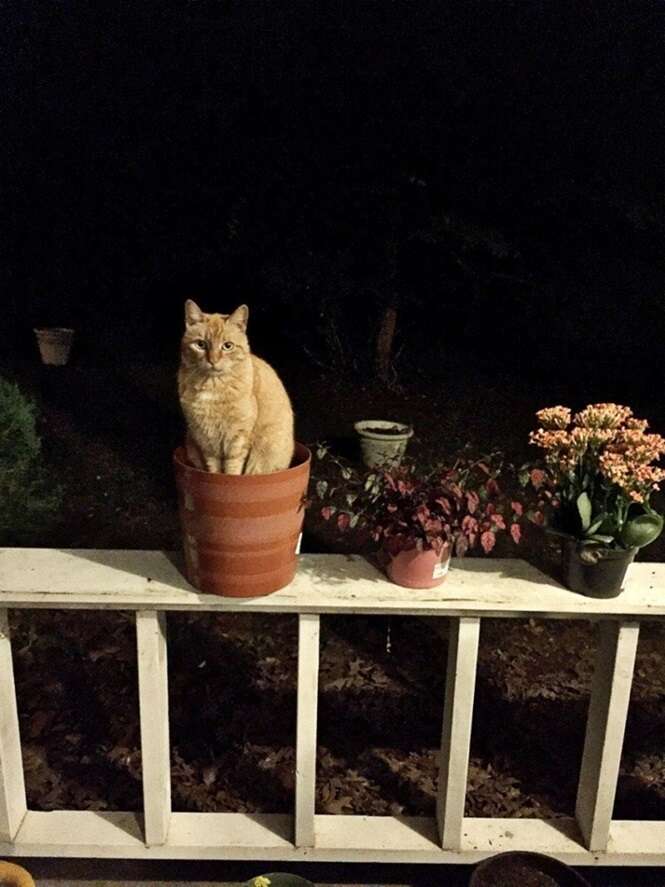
[1,549,663,618]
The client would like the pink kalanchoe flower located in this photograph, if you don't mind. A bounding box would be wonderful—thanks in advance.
[573,403,632,430]
[625,417,649,432]
[535,406,571,430]
[529,429,571,451]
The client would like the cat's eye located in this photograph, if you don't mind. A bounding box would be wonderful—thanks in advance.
[194,339,207,349]
[222,341,235,351]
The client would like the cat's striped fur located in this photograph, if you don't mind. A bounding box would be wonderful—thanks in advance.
[178,300,294,474]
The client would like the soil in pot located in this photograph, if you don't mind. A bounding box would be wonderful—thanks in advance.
[354,419,414,468]
[362,424,411,436]
[174,442,311,597]
[471,851,590,887]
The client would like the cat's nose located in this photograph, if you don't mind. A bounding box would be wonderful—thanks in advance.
[208,353,225,370]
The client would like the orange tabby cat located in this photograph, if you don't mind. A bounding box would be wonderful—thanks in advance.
[178,300,295,474]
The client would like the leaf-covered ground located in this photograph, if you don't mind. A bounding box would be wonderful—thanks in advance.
[10,609,665,820]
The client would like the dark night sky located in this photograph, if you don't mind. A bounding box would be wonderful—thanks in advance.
[3,1,664,392]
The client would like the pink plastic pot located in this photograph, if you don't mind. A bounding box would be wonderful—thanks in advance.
[386,544,451,589]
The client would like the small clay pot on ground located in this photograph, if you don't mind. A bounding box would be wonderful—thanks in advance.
[386,544,451,589]
[354,419,413,468]
[470,851,591,887]
[33,327,75,365]
[174,443,311,597]
[0,860,36,887]
[561,539,637,598]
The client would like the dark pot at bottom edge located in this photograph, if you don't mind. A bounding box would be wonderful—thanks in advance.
[470,851,591,886]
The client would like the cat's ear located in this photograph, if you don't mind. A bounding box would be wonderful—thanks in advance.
[185,299,203,326]
[228,304,249,332]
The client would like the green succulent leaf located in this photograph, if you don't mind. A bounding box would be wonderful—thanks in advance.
[586,514,607,536]
[576,491,592,532]
[620,513,664,550]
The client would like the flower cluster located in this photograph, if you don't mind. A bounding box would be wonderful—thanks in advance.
[574,403,633,431]
[599,450,665,503]
[528,402,665,548]
[535,406,571,430]
[530,403,665,505]
[313,447,524,558]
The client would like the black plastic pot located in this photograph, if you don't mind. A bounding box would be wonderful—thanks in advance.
[470,851,591,886]
[561,539,637,598]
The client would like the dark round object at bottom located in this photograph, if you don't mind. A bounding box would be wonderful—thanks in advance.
[470,851,591,887]
[242,875,314,887]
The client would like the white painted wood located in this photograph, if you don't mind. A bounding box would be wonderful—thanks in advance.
[2,549,664,619]
[136,610,171,846]
[0,610,26,842]
[170,811,294,850]
[2,811,665,864]
[295,613,320,847]
[576,620,639,852]
[1,548,664,865]
[437,617,480,849]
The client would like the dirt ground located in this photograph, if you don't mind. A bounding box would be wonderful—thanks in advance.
[3,355,665,824]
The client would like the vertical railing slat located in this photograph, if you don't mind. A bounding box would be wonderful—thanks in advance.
[0,609,27,842]
[437,616,480,850]
[136,609,171,847]
[576,619,639,852]
[295,612,320,847]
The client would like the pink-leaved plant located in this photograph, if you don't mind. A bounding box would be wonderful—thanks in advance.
[314,446,525,558]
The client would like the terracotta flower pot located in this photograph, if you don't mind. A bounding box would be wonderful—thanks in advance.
[0,860,36,887]
[561,539,637,598]
[33,327,74,365]
[386,544,451,589]
[174,443,311,597]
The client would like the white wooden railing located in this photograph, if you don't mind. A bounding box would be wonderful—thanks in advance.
[0,548,664,866]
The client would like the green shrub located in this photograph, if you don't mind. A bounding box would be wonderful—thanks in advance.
[0,377,62,544]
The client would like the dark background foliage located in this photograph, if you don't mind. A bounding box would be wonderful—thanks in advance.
[3,0,663,395]
[4,2,665,842]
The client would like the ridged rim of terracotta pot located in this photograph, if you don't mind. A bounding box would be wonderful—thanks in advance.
[174,443,311,597]
[173,442,311,483]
